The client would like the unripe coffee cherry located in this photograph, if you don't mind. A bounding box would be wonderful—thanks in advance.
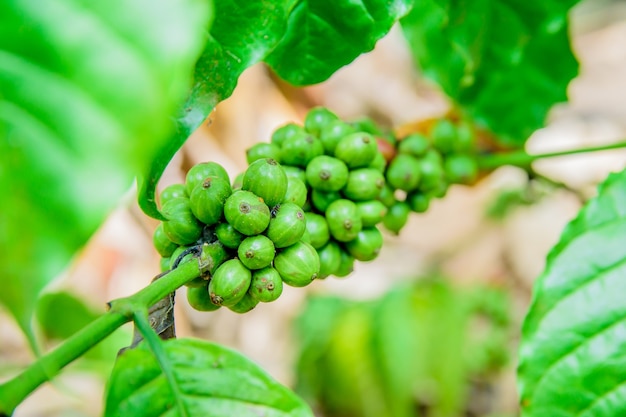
[189,177,232,226]
[334,132,378,168]
[242,158,288,207]
[265,203,306,248]
[162,198,203,245]
[248,266,283,303]
[306,155,349,192]
[238,235,276,270]
[185,162,230,195]
[209,259,251,307]
[274,241,320,287]
[224,190,271,236]
[326,199,362,242]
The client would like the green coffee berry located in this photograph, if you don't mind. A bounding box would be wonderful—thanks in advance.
[265,203,306,248]
[209,258,252,306]
[319,120,356,155]
[398,133,430,157]
[334,249,355,278]
[382,201,411,235]
[444,154,479,185]
[342,168,385,201]
[153,223,178,258]
[425,181,449,199]
[377,184,396,208]
[215,222,245,249]
[368,151,387,173]
[242,158,288,207]
[283,176,308,207]
[454,121,476,153]
[326,199,362,242]
[248,266,283,303]
[228,292,259,314]
[317,241,342,279]
[185,162,230,194]
[304,106,339,136]
[386,154,421,192]
[305,155,349,192]
[238,235,275,270]
[223,190,271,236]
[431,118,457,155]
[406,191,430,213]
[304,212,330,249]
[280,132,324,167]
[187,285,220,312]
[419,150,446,191]
[345,227,384,262]
[162,198,203,245]
[356,200,388,227]
[334,132,378,169]
[160,257,171,272]
[232,172,244,190]
[160,184,188,207]
[271,122,306,148]
[189,177,232,226]
[300,228,312,245]
[246,142,282,165]
[311,189,342,213]
[282,166,307,183]
[274,241,320,287]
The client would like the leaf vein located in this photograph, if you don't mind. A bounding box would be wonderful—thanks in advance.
[530,300,626,401]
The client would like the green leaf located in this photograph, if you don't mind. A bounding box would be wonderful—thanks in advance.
[104,338,313,417]
[518,169,626,416]
[138,0,297,219]
[265,0,413,85]
[400,0,579,145]
[0,0,210,342]
[35,291,100,340]
[138,0,419,218]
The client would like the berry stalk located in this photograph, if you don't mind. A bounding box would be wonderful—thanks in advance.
[0,259,201,416]
[476,140,626,170]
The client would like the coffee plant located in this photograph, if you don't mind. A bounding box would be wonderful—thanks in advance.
[1,1,624,416]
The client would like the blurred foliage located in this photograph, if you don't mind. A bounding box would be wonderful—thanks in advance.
[0,0,210,343]
[485,177,558,221]
[35,291,130,375]
[293,278,511,417]
[400,0,579,146]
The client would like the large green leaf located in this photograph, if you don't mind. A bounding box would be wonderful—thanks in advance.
[294,280,510,416]
[518,169,626,416]
[137,0,419,219]
[0,0,211,341]
[138,0,297,219]
[400,0,579,145]
[104,338,313,417]
[265,0,413,85]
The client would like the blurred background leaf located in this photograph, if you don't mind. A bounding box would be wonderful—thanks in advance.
[400,0,580,146]
[294,278,511,417]
[35,291,129,374]
[0,0,211,345]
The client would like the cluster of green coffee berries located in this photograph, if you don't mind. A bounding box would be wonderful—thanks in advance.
[377,117,479,233]
[153,158,319,314]
[152,107,479,314]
